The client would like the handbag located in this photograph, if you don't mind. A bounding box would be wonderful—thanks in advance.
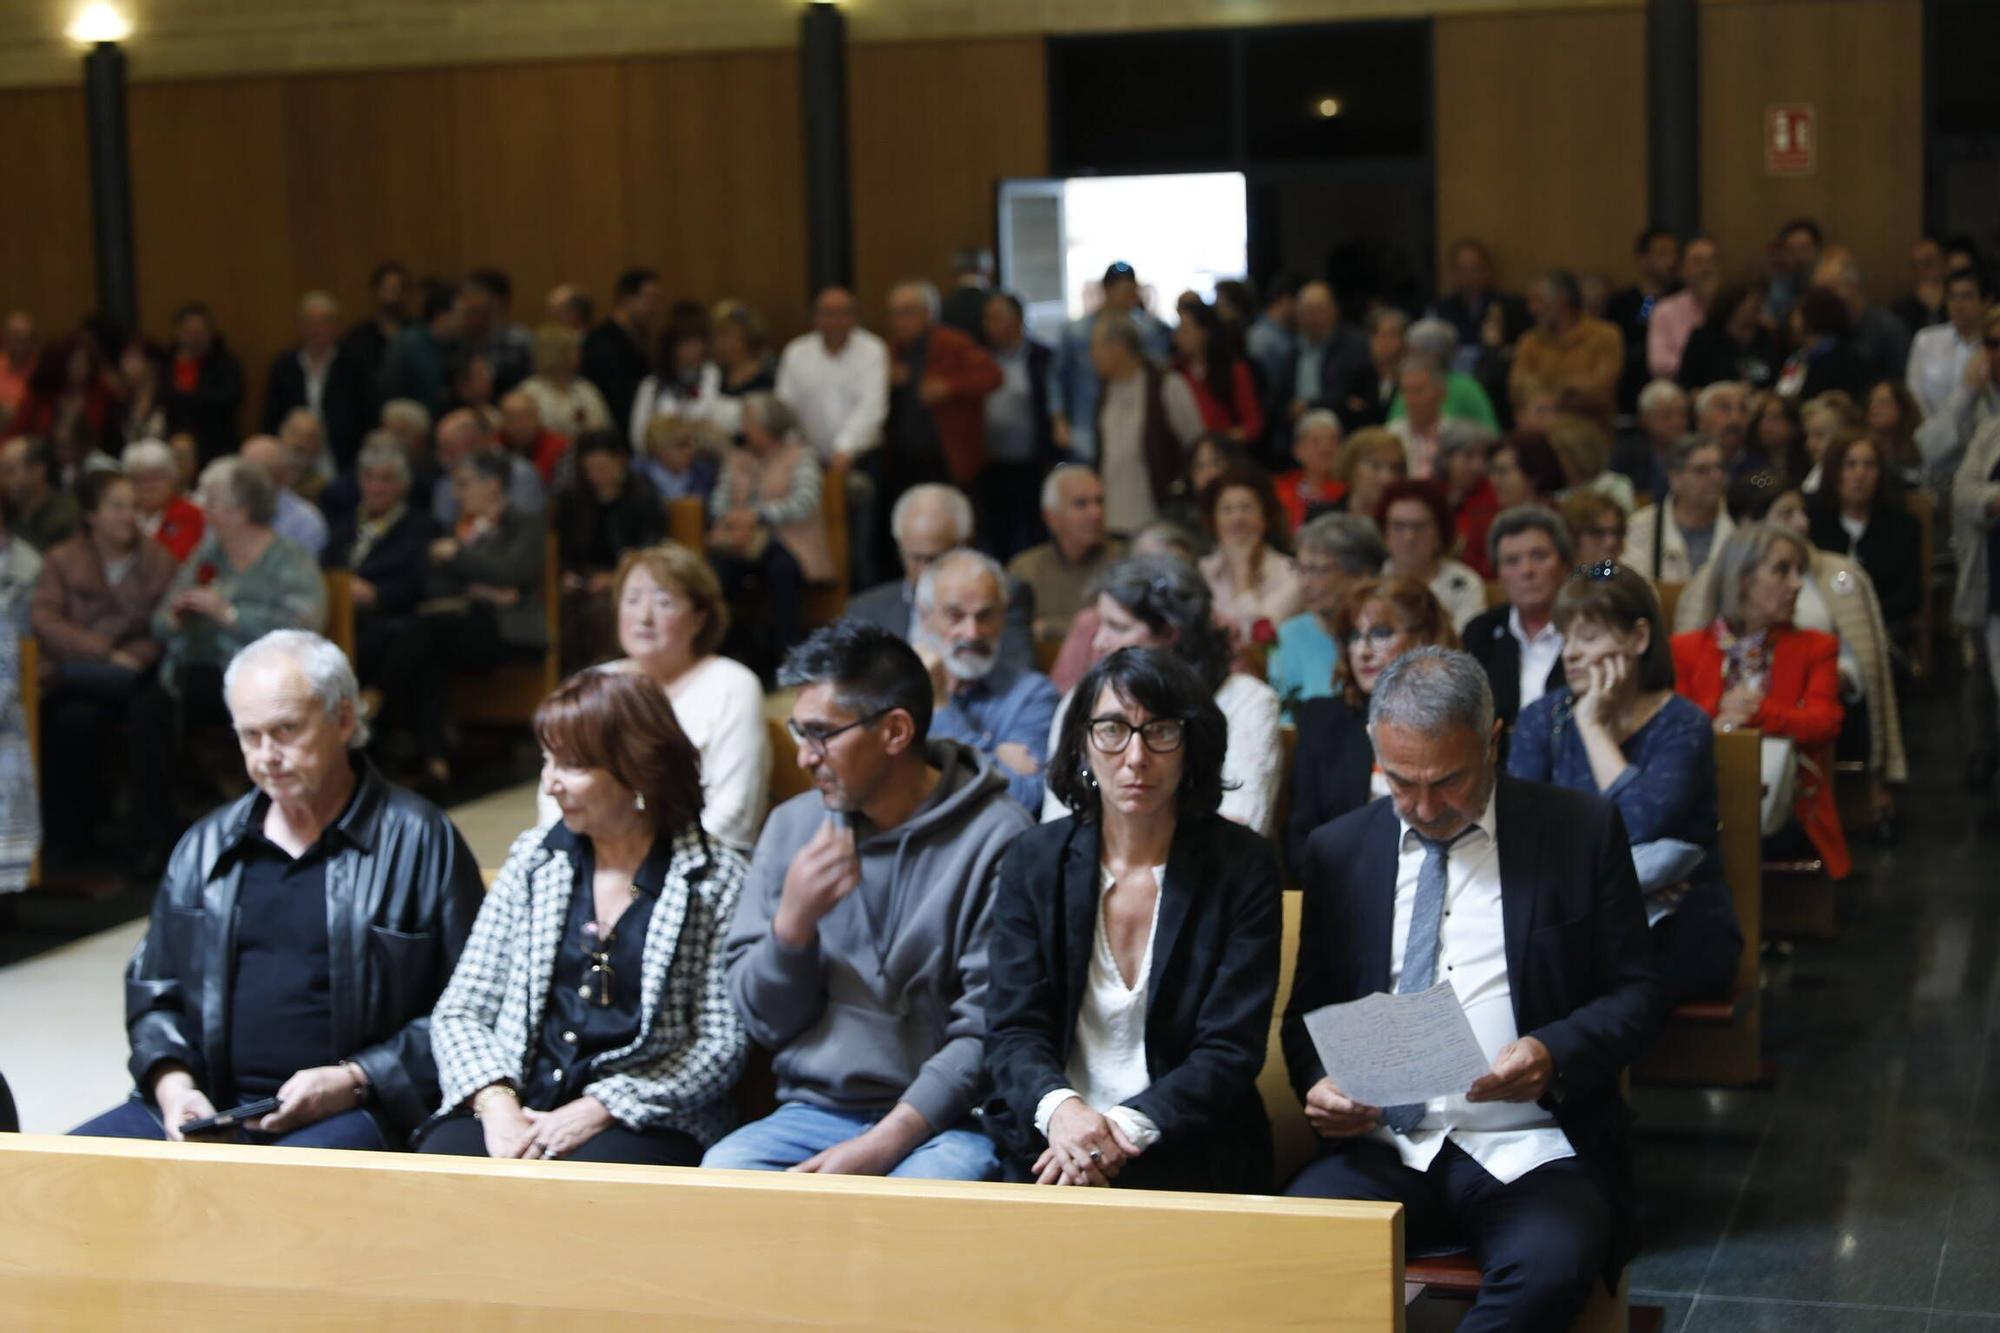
[1758,734,1798,837]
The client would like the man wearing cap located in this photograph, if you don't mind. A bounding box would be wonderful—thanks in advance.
[1050,262,1171,464]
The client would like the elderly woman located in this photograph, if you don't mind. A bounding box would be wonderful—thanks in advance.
[380,451,547,789]
[1807,431,1924,630]
[1198,462,1301,646]
[1276,409,1344,530]
[554,430,668,670]
[1378,477,1484,632]
[121,438,204,564]
[1331,426,1406,522]
[535,544,769,853]
[1268,511,1386,716]
[1510,564,1743,1011]
[986,647,1280,1192]
[1673,523,1848,878]
[707,392,829,683]
[323,433,438,685]
[518,322,613,443]
[31,469,176,856]
[1285,575,1458,870]
[420,669,747,1165]
[1043,555,1282,837]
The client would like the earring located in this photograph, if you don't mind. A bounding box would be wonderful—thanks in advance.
[1080,763,1098,790]
[634,793,646,812]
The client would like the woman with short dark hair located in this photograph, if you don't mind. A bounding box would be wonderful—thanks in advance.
[421,668,748,1165]
[986,647,1280,1193]
[1807,432,1924,630]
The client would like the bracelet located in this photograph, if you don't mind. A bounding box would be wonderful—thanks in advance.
[339,1059,372,1107]
[471,1084,519,1120]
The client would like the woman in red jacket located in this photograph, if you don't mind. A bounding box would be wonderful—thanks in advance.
[1671,521,1849,878]
[1173,301,1264,450]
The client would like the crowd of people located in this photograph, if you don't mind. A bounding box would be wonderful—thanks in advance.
[0,211,1980,1328]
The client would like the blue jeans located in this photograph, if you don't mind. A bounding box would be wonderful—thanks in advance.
[71,1096,388,1151]
[701,1101,997,1181]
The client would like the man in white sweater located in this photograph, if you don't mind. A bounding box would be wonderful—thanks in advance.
[777,287,890,585]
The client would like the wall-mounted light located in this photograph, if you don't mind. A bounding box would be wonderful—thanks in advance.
[66,2,132,44]
[1314,96,1344,120]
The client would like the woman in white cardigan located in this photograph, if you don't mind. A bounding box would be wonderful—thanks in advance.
[536,543,770,852]
[1041,554,1282,838]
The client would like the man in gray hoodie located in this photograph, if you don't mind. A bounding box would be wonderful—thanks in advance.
[704,621,1033,1178]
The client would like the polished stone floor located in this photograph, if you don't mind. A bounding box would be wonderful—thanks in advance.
[1627,691,2000,1330]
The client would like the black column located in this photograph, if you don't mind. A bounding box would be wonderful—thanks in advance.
[83,41,138,334]
[799,2,854,296]
[1647,0,1699,236]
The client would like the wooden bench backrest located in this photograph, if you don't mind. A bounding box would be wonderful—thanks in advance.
[801,469,850,626]
[1655,579,1683,630]
[1906,489,1936,681]
[323,569,357,666]
[0,1135,1401,1330]
[1259,890,1317,1188]
[1714,727,1763,996]
[665,496,705,552]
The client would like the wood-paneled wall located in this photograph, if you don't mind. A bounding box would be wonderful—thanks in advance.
[1433,6,1651,295]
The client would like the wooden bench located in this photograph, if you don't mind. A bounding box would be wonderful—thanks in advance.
[452,532,563,727]
[1907,489,1935,684]
[323,569,358,666]
[671,481,849,629]
[0,1134,1402,1329]
[1634,727,1766,1087]
[1654,580,1682,629]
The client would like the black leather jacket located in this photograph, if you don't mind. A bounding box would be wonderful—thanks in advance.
[125,759,484,1141]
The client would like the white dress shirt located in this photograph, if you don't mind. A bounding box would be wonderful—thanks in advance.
[1907,323,1980,421]
[1369,796,1575,1183]
[1508,606,1563,712]
[774,328,890,462]
[1033,865,1165,1151]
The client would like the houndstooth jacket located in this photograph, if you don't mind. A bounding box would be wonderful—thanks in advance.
[427,821,749,1146]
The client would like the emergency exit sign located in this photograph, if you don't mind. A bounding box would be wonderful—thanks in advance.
[1766,104,1815,177]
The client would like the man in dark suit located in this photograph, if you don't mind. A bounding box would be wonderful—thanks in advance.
[1462,505,1572,730]
[1338,306,1409,431]
[1284,281,1370,427]
[845,482,1035,676]
[1426,238,1531,371]
[1283,646,1658,1332]
[263,292,375,474]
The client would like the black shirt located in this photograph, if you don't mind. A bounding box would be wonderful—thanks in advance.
[520,826,674,1112]
[225,797,358,1100]
[580,319,653,438]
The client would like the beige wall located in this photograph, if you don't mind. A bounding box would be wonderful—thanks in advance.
[5,0,1639,88]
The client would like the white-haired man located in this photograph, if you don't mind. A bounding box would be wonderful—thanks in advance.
[917,549,1059,810]
[879,280,1000,575]
[846,482,1036,674]
[1006,464,1122,645]
[74,630,483,1151]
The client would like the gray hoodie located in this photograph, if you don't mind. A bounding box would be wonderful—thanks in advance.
[724,740,1033,1131]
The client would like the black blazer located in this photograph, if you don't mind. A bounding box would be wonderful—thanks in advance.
[1023,338,1059,467]
[983,815,1283,1194]
[1464,604,1563,729]
[262,345,376,472]
[163,338,246,466]
[323,506,439,619]
[1808,501,1924,625]
[1283,777,1659,1277]
[1337,360,1393,431]
[1286,694,1377,873]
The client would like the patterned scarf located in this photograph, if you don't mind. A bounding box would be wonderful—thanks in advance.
[1711,616,1772,695]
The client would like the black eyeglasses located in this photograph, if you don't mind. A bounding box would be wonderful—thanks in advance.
[1087,716,1186,754]
[786,708,890,755]
[1573,561,1621,581]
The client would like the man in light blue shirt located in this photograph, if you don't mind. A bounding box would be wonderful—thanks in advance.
[917,548,1059,811]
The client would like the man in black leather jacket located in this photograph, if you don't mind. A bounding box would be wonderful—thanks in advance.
[72,630,483,1150]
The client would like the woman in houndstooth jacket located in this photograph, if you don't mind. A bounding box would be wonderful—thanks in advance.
[418,668,749,1165]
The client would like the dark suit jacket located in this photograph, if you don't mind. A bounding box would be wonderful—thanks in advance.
[984,815,1283,1193]
[1283,776,1659,1278]
[1337,361,1394,431]
[323,506,439,618]
[164,339,246,465]
[1425,290,1531,352]
[1285,694,1377,873]
[1464,604,1564,729]
[845,576,1036,676]
[262,345,376,472]
[1292,325,1371,415]
[1022,339,1059,468]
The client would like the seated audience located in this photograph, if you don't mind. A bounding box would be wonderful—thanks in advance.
[1008,463,1122,647]
[1044,522,1198,693]
[712,299,777,400]
[706,393,829,683]
[985,647,1281,1191]
[1283,647,1658,1330]
[1275,409,1346,531]
[1560,490,1633,572]
[1677,280,1779,392]
[1388,355,1479,480]
[1440,428,1498,577]
[1378,478,1484,633]
[75,631,481,1148]
[430,407,545,527]
[1285,280,1370,422]
[1198,463,1302,647]
[849,482,1035,674]
[1807,432,1924,630]
[498,390,571,487]
[1487,431,1567,513]
[1509,269,1623,421]
[31,469,175,857]
[554,430,668,670]
[637,415,720,505]
[1462,505,1574,729]
[116,336,169,446]
[379,451,548,789]
[1624,435,1734,582]
[7,333,115,456]
[1548,413,1633,513]
[535,545,770,854]
[1285,575,1458,870]
[704,622,1033,1178]
[517,322,613,444]
[1393,316,1501,431]
[1863,379,1924,483]
[163,303,247,465]
[276,408,334,502]
[0,435,79,552]
[1749,391,1806,484]
[632,306,731,449]
[918,549,1060,811]
[1510,564,1744,1010]
[123,438,205,563]
[1045,555,1282,837]
[261,291,371,473]
[1695,380,1757,477]
[240,434,328,559]
[1798,390,1860,492]
[1332,426,1407,522]
[321,435,437,685]
[420,669,747,1165]
[1613,379,1689,498]
[1269,512,1387,717]
[1672,523,1849,878]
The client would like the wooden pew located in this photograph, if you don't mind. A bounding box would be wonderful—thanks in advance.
[1634,727,1766,1087]
[1654,580,1682,630]
[0,1135,1402,1330]
[453,532,563,726]
[1907,489,1935,684]
[801,470,850,627]
[666,495,705,552]
[322,570,357,666]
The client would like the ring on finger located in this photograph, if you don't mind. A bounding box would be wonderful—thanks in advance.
[1088,1148,1103,1163]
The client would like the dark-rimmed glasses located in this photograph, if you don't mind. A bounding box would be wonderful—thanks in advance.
[787,708,890,755]
[1087,716,1186,754]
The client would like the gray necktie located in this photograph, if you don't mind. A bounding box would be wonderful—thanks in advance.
[1383,830,1460,1135]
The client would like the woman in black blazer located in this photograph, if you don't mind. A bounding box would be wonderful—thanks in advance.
[1807,432,1924,629]
[984,647,1282,1194]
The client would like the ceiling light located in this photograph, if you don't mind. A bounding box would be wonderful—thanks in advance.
[67,2,132,43]
[1315,97,1344,120]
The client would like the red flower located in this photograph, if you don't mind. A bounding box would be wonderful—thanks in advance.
[196,563,217,586]
[1250,617,1278,646]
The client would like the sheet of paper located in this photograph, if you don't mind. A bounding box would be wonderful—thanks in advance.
[1301,982,1493,1108]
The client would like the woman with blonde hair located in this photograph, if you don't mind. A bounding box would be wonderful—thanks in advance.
[518,322,613,442]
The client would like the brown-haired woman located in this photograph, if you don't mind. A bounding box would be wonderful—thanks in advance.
[1197,462,1300,647]
[1331,427,1407,522]
[536,543,770,852]
[1283,574,1457,870]
[421,669,749,1165]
